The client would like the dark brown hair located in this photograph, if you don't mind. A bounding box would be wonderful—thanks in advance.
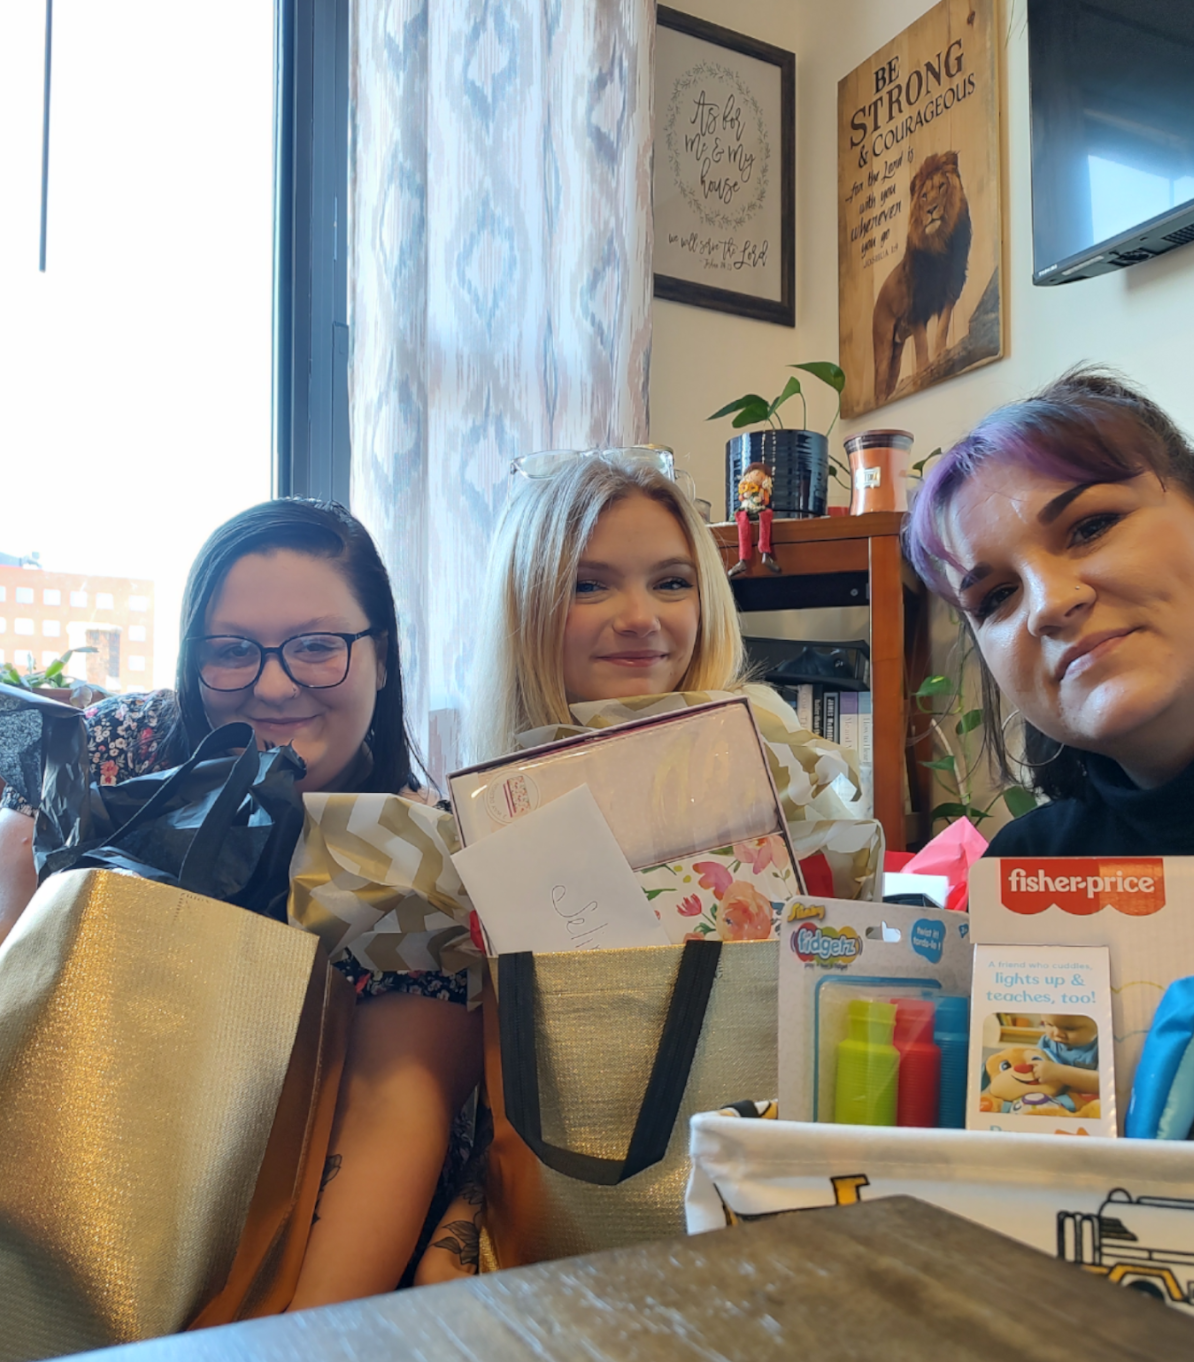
[165,498,417,793]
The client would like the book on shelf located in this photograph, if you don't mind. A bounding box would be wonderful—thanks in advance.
[823,690,838,745]
[838,691,858,753]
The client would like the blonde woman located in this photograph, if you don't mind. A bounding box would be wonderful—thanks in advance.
[416,452,872,1284]
[467,452,744,762]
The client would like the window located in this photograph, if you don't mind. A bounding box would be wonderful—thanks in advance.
[128,624,147,642]
[1,4,274,690]
[15,588,33,605]
[86,629,121,684]
[128,656,146,672]
[41,651,59,667]
[15,619,34,636]
[275,0,352,505]
[96,593,114,611]
[42,620,60,637]
[42,588,61,605]
[127,595,148,612]
[0,586,6,601]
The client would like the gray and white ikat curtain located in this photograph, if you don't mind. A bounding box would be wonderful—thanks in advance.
[349,0,655,779]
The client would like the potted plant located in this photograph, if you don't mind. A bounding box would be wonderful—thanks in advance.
[0,648,100,708]
[709,362,850,519]
[914,658,1037,830]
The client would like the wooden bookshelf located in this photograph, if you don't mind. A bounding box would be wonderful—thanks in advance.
[711,512,931,852]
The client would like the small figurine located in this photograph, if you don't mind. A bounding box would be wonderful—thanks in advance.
[728,462,782,579]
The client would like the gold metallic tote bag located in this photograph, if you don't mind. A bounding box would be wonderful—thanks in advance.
[481,938,777,1269]
[0,868,352,1362]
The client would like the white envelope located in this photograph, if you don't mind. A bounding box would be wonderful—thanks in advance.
[451,785,669,954]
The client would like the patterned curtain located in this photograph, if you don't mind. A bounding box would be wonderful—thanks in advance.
[349,0,655,782]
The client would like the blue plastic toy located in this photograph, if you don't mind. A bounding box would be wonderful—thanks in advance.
[1126,977,1194,1140]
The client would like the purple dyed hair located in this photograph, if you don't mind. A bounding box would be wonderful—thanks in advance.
[902,367,1194,802]
[904,367,1194,605]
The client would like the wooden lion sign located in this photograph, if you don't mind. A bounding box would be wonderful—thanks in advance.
[837,0,1003,418]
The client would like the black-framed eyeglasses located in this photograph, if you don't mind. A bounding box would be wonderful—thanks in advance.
[190,630,378,692]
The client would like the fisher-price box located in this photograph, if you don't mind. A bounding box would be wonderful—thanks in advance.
[969,856,1194,1129]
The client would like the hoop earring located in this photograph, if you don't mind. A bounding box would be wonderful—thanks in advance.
[1018,741,1065,771]
[1003,710,1065,771]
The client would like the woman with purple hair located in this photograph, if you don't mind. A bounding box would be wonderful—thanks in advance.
[903,368,1194,856]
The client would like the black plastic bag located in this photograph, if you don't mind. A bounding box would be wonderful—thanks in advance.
[0,684,306,921]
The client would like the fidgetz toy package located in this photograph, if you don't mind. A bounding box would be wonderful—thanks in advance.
[778,896,972,1122]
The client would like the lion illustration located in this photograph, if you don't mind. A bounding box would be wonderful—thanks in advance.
[871,150,973,404]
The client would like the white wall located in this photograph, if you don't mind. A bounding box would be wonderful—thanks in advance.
[651,0,1194,508]
[650,0,1194,833]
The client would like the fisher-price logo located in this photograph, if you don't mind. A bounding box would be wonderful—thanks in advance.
[1000,859,1165,917]
[792,923,862,965]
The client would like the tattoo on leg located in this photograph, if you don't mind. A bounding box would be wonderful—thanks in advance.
[429,1175,485,1273]
[311,1153,342,1225]
[430,1217,480,1272]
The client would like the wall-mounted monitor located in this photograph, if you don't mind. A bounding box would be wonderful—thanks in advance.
[1028,0,1194,285]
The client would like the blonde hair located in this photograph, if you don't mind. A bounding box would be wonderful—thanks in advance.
[468,459,744,760]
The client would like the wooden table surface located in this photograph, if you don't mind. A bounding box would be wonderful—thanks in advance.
[66,1196,1192,1361]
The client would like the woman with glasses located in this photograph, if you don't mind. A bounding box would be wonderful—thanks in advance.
[0,498,481,1308]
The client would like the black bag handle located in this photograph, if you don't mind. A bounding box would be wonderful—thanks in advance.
[102,723,264,899]
[177,736,270,900]
[499,938,722,1186]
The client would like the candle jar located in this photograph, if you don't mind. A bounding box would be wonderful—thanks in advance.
[844,429,914,515]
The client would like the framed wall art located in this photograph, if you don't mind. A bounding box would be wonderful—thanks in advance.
[654,8,795,326]
[837,0,1003,418]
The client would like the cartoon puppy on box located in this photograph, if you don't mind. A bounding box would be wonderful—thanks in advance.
[978,1046,1101,1119]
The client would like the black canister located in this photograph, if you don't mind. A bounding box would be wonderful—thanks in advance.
[725,430,829,519]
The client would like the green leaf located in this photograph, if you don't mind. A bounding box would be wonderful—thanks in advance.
[731,403,771,428]
[42,659,65,680]
[1002,786,1039,818]
[790,361,846,394]
[955,708,984,735]
[767,375,802,420]
[709,394,770,422]
[642,888,671,901]
[931,802,972,823]
[914,675,956,698]
[921,756,957,772]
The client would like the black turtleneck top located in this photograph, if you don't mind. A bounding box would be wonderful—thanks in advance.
[986,753,1194,857]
